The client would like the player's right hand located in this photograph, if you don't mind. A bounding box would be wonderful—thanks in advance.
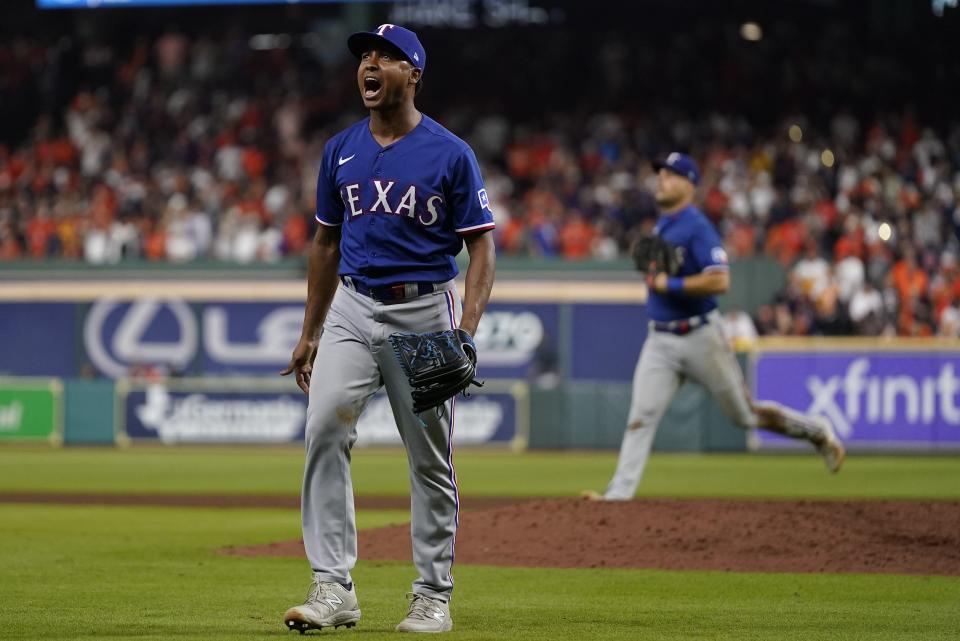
[281,338,318,395]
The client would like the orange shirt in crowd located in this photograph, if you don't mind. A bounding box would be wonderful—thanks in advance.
[703,186,729,220]
[814,199,838,229]
[764,218,806,265]
[34,138,76,166]
[0,225,22,260]
[144,229,167,260]
[725,222,756,259]
[282,214,309,255]
[25,215,56,258]
[931,275,960,319]
[499,217,526,254]
[899,302,934,337]
[833,230,865,261]
[242,146,267,179]
[891,260,929,302]
[559,216,595,259]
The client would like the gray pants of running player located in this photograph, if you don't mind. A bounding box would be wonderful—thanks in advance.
[604,310,826,500]
[302,282,461,601]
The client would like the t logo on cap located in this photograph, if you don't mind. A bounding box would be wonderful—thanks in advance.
[653,152,700,185]
[348,24,427,72]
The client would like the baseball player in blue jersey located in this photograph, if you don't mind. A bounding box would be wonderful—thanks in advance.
[585,153,844,501]
[281,24,495,633]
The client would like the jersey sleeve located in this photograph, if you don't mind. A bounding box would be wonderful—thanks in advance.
[315,143,344,226]
[691,221,730,272]
[448,147,496,235]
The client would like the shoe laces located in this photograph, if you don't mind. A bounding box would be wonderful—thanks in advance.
[306,580,338,612]
[404,593,441,621]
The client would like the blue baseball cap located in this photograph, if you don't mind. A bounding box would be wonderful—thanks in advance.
[348,24,426,73]
[653,152,700,185]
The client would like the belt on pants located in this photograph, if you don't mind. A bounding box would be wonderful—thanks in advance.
[340,275,445,302]
[650,313,711,335]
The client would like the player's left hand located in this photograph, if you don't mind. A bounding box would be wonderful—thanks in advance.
[646,271,669,294]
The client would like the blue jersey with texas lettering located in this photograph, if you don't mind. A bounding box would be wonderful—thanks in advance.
[645,204,729,322]
[315,115,495,287]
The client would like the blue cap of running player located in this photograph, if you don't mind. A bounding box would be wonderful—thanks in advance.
[348,24,426,73]
[653,152,700,185]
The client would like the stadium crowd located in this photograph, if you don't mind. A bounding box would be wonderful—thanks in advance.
[1,15,959,337]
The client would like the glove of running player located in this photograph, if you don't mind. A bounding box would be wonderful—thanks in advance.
[631,234,680,275]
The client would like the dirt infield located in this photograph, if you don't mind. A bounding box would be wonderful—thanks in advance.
[4,492,956,575]
[221,498,960,576]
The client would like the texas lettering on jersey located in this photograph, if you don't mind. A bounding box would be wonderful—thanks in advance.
[315,115,495,286]
[341,180,445,227]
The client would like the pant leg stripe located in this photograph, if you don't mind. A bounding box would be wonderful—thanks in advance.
[444,289,460,586]
[444,290,456,330]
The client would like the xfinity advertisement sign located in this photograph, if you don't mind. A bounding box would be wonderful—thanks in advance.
[753,352,960,450]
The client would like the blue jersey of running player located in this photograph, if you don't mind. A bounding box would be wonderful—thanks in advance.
[315,115,495,287]
[645,204,729,322]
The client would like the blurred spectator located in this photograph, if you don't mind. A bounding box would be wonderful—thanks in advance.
[791,240,831,302]
[753,304,777,336]
[834,251,865,304]
[939,304,960,337]
[559,211,595,260]
[722,309,759,350]
[849,280,886,335]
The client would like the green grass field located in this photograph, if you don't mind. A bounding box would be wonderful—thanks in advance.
[3,447,960,498]
[1,448,958,640]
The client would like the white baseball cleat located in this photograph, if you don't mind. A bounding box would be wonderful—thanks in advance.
[284,579,360,634]
[815,416,845,474]
[395,593,452,633]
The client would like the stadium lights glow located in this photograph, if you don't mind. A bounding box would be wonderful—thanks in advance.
[740,22,762,41]
[821,149,835,168]
[878,223,892,242]
[788,125,803,143]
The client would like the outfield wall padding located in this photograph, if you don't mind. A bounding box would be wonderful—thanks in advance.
[63,379,115,445]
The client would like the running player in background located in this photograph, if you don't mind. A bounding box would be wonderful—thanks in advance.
[585,153,845,501]
[281,24,496,633]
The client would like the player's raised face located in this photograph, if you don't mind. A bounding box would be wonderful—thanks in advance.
[654,169,694,210]
[357,47,420,110]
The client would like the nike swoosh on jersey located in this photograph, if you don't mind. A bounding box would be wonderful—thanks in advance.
[338,154,356,166]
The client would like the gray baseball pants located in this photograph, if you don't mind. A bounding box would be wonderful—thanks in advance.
[604,310,757,500]
[302,282,461,602]
[604,309,830,499]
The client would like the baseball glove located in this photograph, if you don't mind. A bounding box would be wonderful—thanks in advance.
[631,234,680,275]
[388,329,483,414]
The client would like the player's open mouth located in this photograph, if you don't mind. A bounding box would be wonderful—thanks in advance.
[363,76,382,99]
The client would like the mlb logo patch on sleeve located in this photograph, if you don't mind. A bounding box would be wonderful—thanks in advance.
[477,189,490,210]
[711,247,729,264]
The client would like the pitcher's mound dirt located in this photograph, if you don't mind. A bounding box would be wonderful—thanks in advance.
[222,498,960,576]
